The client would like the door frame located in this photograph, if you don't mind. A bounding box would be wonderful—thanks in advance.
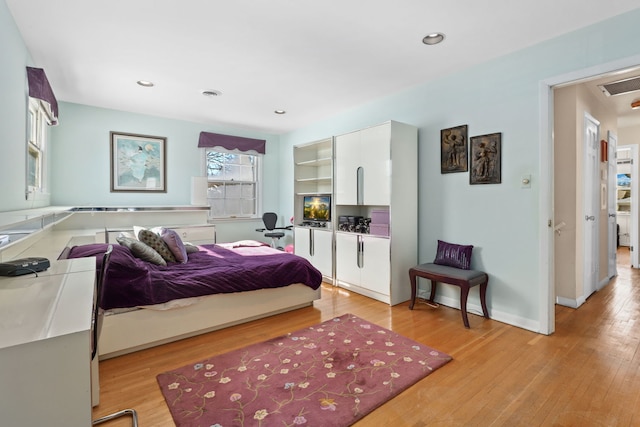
[617,144,640,268]
[539,54,640,335]
[608,131,618,280]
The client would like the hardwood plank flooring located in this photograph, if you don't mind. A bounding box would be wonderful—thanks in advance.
[93,248,640,426]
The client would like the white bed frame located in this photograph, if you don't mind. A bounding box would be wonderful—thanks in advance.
[99,284,320,359]
[95,226,321,359]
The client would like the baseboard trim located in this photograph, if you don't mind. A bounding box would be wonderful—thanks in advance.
[416,289,542,334]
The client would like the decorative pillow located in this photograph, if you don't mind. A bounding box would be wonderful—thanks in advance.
[433,239,473,270]
[138,229,177,263]
[183,242,200,254]
[116,235,167,266]
[160,228,188,263]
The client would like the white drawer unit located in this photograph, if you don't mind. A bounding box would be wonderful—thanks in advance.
[173,224,216,245]
[101,224,216,245]
[0,258,96,426]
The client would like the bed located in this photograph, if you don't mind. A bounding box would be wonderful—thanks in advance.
[62,237,323,359]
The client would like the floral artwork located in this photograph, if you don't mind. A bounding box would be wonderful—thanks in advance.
[157,313,452,426]
[110,132,166,192]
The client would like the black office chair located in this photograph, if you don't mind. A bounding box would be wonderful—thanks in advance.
[91,245,139,426]
[256,212,291,249]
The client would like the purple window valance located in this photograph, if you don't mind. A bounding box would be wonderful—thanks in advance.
[198,131,266,154]
[26,66,59,125]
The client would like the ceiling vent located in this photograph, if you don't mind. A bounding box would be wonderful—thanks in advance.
[598,76,640,96]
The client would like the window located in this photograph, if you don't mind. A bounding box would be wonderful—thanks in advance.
[26,98,48,196]
[205,149,260,218]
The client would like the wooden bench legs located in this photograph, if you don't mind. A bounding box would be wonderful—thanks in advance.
[409,264,489,328]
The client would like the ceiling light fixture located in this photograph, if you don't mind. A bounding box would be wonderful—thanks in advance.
[202,89,222,97]
[137,80,154,87]
[632,99,640,110]
[274,110,286,115]
[422,32,445,45]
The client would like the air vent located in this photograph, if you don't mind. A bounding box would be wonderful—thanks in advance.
[598,76,640,96]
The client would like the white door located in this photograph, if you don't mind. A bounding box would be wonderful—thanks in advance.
[361,124,391,205]
[583,113,600,298]
[334,132,360,205]
[335,233,361,286]
[294,227,333,279]
[311,229,333,278]
[618,145,640,268]
[294,227,312,259]
[607,131,618,279]
[359,236,390,296]
[632,147,640,268]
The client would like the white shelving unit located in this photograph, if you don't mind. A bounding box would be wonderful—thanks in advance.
[293,138,334,281]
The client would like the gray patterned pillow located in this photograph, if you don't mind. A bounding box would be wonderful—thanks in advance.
[138,229,177,263]
[116,236,167,266]
[183,242,200,254]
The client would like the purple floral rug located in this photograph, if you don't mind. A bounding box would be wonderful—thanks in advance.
[157,313,452,426]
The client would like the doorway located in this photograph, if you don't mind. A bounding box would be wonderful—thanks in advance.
[616,145,639,269]
[540,56,640,335]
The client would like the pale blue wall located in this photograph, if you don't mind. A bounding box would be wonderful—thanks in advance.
[50,102,281,211]
[3,0,640,330]
[277,9,640,330]
[0,0,50,211]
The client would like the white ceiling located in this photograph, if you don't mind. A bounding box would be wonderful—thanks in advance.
[7,0,640,134]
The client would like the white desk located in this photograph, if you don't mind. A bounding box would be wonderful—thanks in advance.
[0,258,95,426]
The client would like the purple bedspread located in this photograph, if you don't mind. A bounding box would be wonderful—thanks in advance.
[66,242,322,310]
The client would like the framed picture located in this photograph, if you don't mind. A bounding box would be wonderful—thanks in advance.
[441,125,468,173]
[470,132,501,185]
[110,131,167,192]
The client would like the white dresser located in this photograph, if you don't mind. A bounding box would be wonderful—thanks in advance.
[0,257,96,426]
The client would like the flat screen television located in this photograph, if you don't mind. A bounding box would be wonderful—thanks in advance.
[303,195,331,222]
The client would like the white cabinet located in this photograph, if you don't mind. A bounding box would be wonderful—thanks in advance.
[0,258,95,426]
[173,224,217,244]
[335,233,390,297]
[335,124,391,206]
[333,121,417,305]
[294,227,333,279]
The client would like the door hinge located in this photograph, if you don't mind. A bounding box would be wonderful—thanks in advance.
[548,219,552,228]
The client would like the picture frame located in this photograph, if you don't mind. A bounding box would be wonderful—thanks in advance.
[110,131,167,192]
[470,132,501,185]
[440,125,468,173]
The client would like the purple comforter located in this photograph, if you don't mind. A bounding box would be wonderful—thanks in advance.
[66,242,322,310]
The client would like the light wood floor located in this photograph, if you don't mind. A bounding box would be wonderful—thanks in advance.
[94,248,640,426]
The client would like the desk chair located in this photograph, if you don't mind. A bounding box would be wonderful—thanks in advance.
[92,245,139,426]
[256,212,291,249]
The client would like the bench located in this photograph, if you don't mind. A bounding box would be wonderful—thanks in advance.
[409,263,489,328]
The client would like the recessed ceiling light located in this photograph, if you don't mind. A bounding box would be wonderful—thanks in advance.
[202,89,222,97]
[137,80,154,87]
[274,110,286,115]
[422,32,445,45]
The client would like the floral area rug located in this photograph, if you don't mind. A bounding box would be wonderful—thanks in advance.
[156,313,452,426]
